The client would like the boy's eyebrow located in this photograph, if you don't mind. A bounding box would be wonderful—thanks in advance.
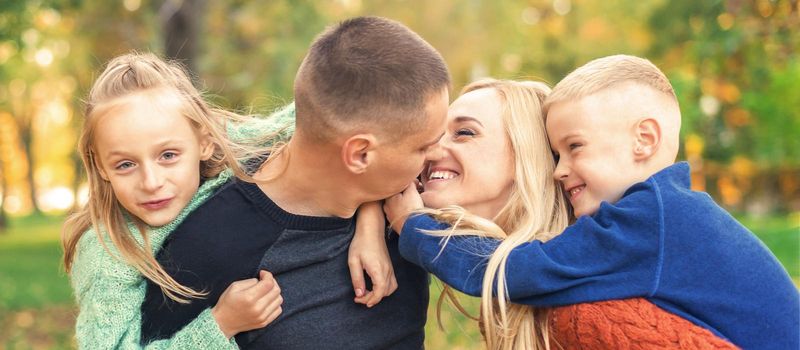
[555,131,582,144]
[453,116,484,127]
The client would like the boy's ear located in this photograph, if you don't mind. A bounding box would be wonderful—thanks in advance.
[199,134,215,161]
[633,118,661,161]
[341,134,378,174]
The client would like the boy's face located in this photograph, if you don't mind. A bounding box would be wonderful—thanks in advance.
[546,91,640,217]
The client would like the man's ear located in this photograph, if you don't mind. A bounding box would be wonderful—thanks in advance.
[633,118,661,161]
[199,134,215,161]
[341,134,378,174]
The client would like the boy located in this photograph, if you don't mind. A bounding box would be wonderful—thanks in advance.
[395,55,799,349]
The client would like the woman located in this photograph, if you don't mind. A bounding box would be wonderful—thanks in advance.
[385,78,737,349]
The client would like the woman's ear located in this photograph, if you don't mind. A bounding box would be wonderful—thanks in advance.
[633,118,661,161]
[341,134,378,174]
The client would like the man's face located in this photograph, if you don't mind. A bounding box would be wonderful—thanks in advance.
[366,87,449,200]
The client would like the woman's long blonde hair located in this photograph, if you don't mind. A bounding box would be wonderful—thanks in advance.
[424,78,571,350]
[61,52,276,303]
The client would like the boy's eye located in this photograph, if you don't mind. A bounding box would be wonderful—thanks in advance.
[115,161,135,171]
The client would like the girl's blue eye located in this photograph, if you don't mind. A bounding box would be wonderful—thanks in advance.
[115,161,135,170]
[161,151,178,160]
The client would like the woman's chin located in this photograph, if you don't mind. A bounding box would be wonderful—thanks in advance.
[420,191,448,210]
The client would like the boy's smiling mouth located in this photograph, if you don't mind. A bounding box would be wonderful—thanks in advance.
[565,184,585,200]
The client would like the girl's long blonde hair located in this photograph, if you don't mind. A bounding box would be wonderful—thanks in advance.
[424,78,571,350]
[62,52,277,303]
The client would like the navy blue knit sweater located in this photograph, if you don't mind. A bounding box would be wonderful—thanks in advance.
[141,179,429,349]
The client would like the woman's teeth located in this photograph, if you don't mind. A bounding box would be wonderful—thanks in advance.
[429,170,458,180]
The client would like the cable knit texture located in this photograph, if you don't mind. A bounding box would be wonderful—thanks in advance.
[549,298,739,349]
[69,104,295,349]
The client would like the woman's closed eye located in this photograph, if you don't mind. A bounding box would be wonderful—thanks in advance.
[454,128,477,139]
[568,142,582,151]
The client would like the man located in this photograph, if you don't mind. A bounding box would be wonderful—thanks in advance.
[140,16,450,349]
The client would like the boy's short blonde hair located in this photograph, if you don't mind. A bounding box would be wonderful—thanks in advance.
[544,54,677,113]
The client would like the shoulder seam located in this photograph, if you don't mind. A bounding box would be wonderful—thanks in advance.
[648,177,666,297]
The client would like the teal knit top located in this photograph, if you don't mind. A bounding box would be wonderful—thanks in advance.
[69,103,295,349]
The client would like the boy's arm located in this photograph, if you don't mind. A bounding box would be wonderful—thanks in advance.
[399,199,663,306]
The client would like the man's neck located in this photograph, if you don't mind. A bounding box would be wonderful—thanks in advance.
[253,140,361,218]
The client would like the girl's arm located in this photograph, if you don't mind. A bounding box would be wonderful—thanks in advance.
[71,232,237,350]
[349,201,397,308]
[71,171,259,349]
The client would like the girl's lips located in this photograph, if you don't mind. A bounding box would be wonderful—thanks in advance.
[141,198,173,210]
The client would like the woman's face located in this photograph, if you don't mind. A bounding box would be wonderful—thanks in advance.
[420,87,515,219]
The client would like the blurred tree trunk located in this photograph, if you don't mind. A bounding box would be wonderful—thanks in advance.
[0,158,7,231]
[19,116,40,216]
[160,0,206,76]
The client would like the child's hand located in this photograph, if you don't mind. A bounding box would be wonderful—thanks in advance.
[211,270,283,339]
[349,201,398,308]
[383,182,424,234]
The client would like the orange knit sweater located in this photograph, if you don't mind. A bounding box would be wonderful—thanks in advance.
[548,298,739,349]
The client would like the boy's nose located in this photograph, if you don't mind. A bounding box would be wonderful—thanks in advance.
[552,160,569,181]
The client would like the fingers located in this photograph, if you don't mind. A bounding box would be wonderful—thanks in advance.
[348,258,366,298]
[227,277,258,293]
[360,263,398,308]
[366,270,388,307]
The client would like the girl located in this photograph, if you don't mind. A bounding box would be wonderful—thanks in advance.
[62,53,394,349]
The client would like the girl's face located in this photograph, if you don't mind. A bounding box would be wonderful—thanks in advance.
[420,88,515,220]
[93,92,213,227]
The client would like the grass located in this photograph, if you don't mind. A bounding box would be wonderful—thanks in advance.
[0,213,797,349]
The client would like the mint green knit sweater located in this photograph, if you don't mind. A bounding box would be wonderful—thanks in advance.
[70,103,295,349]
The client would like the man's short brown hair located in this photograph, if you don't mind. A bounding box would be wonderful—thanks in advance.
[294,16,450,143]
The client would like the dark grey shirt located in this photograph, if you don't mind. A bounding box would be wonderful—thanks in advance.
[141,179,429,349]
